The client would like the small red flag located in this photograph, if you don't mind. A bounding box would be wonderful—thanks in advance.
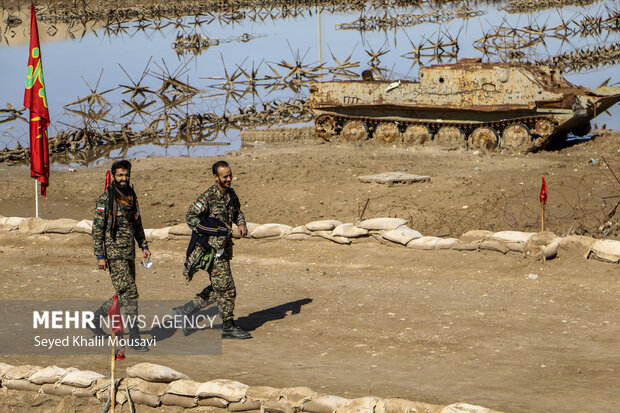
[107,295,125,360]
[24,2,50,197]
[539,177,547,205]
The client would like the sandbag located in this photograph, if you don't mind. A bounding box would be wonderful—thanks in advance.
[59,370,104,388]
[588,239,620,263]
[197,396,230,408]
[459,230,493,243]
[335,397,386,413]
[283,233,311,241]
[490,231,534,243]
[144,228,155,241]
[434,238,458,250]
[28,365,68,384]
[229,398,263,411]
[3,379,41,392]
[524,232,561,260]
[312,231,352,245]
[407,236,441,250]
[246,222,261,235]
[302,395,351,413]
[479,239,509,254]
[280,387,317,406]
[263,400,295,413]
[380,226,422,245]
[358,218,408,231]
[440,403,491,413]
[151,227,171,240]
[289,225,311,235]
[383,398,439,413]
[124,377,168,396]
[332,223,368,238]
[126,363,190,383]
[542,238,561,260]
[559,235,596,256]
[0,363,14,378]
[3,216,26,229]
[246,386,281,401]
[305,220,342,231]
[251,223,292,238]
[451,240,478,251]
[0,216,6,226]
[41,383,73,397]
[128,390,161,407]
[505,242,525,253]
[3,365,41,380]
[74,219,93,234]
[165,379,202,397]
[169,223,192,236]
[160,393,198,408]
[196,379,248,402]
[18,217,77,234]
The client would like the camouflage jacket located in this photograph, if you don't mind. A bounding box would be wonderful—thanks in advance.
[92,191,148,260]
[186,185,246,249]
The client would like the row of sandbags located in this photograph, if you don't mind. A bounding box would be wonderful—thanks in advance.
[0,362,502,413]
[1,215,619,264]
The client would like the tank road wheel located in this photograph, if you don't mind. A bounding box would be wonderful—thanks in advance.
[434,126,466,149]
[374,122,401,143]
[533,118,555,138]
[315,115,338,140]
[403,125,432,145]
[341,120,369,141]
[501,123,531,151]
[469,126,499,151]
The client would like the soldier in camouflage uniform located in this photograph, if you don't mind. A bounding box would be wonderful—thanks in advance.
[91,159,151,351]
[174,160,251,339]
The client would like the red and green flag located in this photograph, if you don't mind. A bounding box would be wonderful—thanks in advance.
[24,2,50,196]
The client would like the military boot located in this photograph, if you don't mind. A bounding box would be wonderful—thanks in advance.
[222,320,251,339]
[88,306,109,338]
[172,300,202,336]
[128,324,149,352]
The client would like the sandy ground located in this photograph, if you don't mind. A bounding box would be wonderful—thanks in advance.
[0,131,620,413]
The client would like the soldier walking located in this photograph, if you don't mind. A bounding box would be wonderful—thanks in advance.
[91,159,151,351]
[174,160,251,339]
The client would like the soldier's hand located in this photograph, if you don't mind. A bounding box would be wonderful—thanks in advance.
[97,258,107,271]
[238,224,248,237]
[143,249,151,260]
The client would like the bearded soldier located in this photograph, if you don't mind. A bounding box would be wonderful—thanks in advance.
[174,160,251,339]
[90,159,151,351]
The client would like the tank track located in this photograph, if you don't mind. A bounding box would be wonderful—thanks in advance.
[315,113,559,152]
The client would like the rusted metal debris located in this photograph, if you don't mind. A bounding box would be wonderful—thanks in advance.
[536,42,620,73]
[0,98,311,164]
[475,7,620,60]
[500,0,598,14]
[336,5,483,31]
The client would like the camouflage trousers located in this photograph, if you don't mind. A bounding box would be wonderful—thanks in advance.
[189,248,236,322]
[102,259,139,317]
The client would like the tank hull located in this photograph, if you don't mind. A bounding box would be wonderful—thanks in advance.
[309,59,620,151]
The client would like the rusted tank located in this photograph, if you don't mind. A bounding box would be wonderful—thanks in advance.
[308,58,620,151]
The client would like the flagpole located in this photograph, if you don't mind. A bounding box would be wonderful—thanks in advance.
[35,180,39,218]
[541,203,544,232]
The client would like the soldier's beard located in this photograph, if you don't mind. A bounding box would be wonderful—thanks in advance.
[114,180,130,192]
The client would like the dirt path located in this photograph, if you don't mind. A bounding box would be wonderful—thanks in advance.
[1,132,619,412]
[0,231,619,413]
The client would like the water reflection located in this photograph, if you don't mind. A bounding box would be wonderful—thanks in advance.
[0,0,618,167]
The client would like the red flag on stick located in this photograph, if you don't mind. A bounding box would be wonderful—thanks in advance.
[24,2,50,197]
[107,295,125,360]
[539,177,548,205]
